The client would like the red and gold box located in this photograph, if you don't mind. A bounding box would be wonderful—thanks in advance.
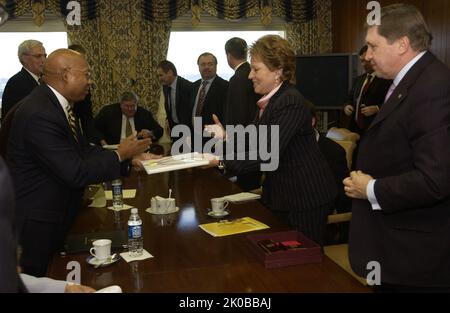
[247,230,322,269]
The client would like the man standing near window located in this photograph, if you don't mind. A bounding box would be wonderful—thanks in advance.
[1,40,46,120]
[156,60,193,141]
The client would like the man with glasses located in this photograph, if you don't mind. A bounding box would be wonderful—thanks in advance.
[1,40,46,120]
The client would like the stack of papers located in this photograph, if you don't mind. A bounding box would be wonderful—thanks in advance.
[141,152,209,175]
[222,192,261,203]
[199,217,269,237]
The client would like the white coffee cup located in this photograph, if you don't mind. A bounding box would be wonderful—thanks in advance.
[89,239,112,261]
[211,198,229,214]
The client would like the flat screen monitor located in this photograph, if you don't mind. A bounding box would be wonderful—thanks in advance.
[295,54,359,109]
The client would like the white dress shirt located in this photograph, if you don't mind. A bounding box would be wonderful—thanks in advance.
[366,51,427,211]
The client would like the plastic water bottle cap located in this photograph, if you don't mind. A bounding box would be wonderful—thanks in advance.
[131,208,138,214]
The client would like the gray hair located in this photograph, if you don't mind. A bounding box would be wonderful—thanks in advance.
[18,39,44,63]
[120,91,139,103]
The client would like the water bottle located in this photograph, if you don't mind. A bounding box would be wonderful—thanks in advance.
[128,208,143,257]
[111,178,123,210]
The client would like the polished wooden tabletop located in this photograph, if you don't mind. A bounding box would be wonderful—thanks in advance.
[47,165,369,293]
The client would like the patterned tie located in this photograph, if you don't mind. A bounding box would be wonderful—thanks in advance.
[67,105,78,141]
[125,117,132,137]
[356,74,374,129]
[195,81,209,116]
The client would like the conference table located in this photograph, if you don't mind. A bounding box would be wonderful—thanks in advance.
[47,160,369,293]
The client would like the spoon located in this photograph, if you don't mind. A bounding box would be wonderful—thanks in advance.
[95,253,118,268]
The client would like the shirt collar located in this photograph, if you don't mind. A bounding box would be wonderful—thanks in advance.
[47,85,71,118]
[170,76,178,89]
[234,61,246,72]
[23,67,40,84]
[202,76,216,85]
[393,51,427,87]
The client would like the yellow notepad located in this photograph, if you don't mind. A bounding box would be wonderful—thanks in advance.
[105,189,136,200]
[199,217,270,237]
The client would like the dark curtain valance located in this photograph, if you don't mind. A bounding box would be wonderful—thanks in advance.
[142,0,316,24]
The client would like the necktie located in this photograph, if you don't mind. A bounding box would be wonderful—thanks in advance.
[125,117,132,137]
[195,81,209,116]
[384,82,396,103]
[165,86,172,114]
[356,74,374,129]
[67,105,78,141]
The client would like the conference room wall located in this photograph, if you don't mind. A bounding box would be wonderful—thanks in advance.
[332,0,450,67]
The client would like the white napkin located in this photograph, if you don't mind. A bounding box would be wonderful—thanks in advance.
[222,192,261,203]
[105,189,137,200]
[119,249,154,263]
[107,204,133,211]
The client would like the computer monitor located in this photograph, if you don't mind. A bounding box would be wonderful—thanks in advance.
[295,54,359,109]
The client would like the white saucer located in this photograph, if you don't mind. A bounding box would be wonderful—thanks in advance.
[207,210,230,218]
[146,206,179,215]
[86,255,120,267]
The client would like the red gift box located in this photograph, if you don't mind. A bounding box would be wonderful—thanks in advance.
[247,230,323,269]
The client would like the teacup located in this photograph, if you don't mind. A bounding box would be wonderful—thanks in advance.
[210,198,229,215]
[89,239,112,261]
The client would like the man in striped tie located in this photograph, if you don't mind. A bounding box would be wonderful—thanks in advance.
[7,49,152,277]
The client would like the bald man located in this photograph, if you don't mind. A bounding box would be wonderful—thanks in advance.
[7,49,151,276]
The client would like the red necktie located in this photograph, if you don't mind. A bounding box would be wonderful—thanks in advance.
[195,81,208,116]
[356,74,373,129]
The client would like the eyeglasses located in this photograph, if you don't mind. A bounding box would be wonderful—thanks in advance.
[24,53,47,59]
[66,68,92,80]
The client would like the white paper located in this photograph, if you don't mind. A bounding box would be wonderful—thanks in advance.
[141,152,209,175]
[107,204,133,211]
[222,192,261,203]
[119,249,154,263]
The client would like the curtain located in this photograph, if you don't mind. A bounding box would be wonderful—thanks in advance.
[3,0,331,112]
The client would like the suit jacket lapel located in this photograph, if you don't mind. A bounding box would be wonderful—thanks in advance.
[368,52,434,131]
[42,85,82,149]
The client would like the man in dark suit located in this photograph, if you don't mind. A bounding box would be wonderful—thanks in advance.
[0,156,22,292]
[344,4,450,292]
[68,44,104,146]
[191,52,228,151]
[343,45,391,135]
[7,49,151,276]
[95,91,163,145]
[224,38,261,191]
[1,40,46,120]
[156,60,193,140]
[306,101,350,214]
[0,157,94,292]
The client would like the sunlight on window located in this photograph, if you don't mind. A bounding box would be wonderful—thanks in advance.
[167,31,284,82]
[0,32,68,104]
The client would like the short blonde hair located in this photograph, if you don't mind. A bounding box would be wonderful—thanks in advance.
[249,35,296,84]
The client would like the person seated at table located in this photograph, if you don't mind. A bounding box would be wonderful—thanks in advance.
[204,35,337,246]
[95,91,163,145]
